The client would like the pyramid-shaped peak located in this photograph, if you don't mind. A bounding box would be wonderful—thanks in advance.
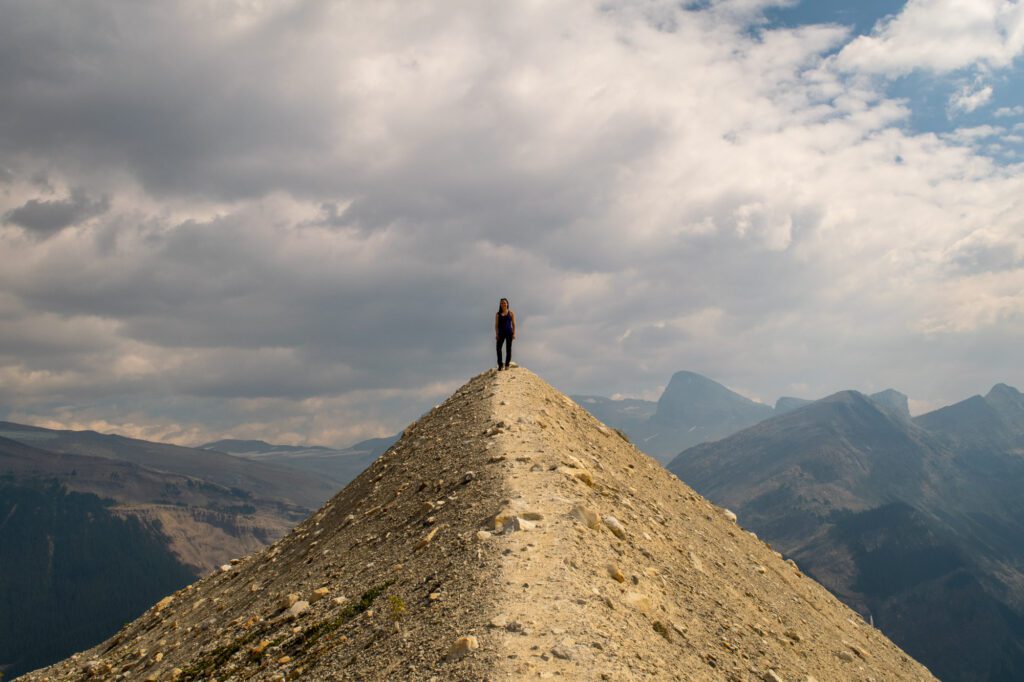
[23,367,934,681]
[988,382,1020,395]
[869,388,911,418]
[987,382,1023,405]
[655,370,772,423]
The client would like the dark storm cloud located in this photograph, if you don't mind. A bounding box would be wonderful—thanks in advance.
[0,2,344,201]
[4,189,109,237]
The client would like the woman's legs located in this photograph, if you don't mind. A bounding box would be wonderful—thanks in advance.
[496,335,512,368]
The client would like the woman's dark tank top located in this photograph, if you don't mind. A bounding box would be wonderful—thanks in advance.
[498,311,514,337]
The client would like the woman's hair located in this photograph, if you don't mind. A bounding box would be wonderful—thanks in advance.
[498,297,509,313]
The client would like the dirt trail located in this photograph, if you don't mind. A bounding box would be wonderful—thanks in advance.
[20,367,935,681]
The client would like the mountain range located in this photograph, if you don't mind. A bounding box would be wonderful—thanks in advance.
[7,368,1022,680]
[667,383,1024,682]
[573,370,909,462]
[0,422,384,679]
[21,368,934,681]
[199,435,397,488]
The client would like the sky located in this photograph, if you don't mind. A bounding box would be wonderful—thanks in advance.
[1,0,1023,447]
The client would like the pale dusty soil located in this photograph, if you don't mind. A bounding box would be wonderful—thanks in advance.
[20,368,936,682]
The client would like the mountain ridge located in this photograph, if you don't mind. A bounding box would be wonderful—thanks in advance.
[0,425,339,679]
[572,371,911,462]
[668,382,1024,681]
[23,368,934,681]
[200,439,337,454]
[201,435,398,487]
[0,421,337,510]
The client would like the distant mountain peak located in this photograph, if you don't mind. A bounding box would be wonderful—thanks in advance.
[807,390,917,429]
[869,389,911,418]
[654,370,771,424]
[817,389,875,408]
[775,396,813,414]
[201,438,334,454]
[987,383,1022,401]
[201,438,279,453]
[775,389,910,419]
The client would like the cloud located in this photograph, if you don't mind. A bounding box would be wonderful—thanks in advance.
[995,104,1024,117]
[0,1,1022,445]
[942,124,1004,143]
[948,82,994,115]
[944,228,1024,274]
[3,188,109,238]
[835,0,1024,76]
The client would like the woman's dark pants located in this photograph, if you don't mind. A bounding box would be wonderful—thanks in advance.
[496,335,512,367]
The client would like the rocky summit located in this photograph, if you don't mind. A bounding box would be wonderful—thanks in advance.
[20,368,935,681]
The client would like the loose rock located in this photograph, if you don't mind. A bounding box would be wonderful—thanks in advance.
[571,504,601,529]
[415,527,439,551]
[285,601,309,620]
[447,635,479,661]
[603,515,626,539]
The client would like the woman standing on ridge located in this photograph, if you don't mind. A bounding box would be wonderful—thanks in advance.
[495,298,516,370]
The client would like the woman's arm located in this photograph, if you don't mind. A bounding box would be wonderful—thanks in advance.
[511,311,516,339]
[495,312,499,339]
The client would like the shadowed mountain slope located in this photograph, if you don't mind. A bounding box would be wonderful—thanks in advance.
[0,435,308,572]
[23,369,933,681]
[0,429,336,679]
[0,476,196,679]
[668,388,1024,681]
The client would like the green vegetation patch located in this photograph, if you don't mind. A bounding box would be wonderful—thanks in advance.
[283,581,394,656]
[178,581,395,678]
[178,629,266,680]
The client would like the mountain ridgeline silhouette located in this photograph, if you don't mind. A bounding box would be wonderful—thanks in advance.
[573,371,910,463]
[668,384,1024,682]
[22,369,933,681]
[572,371,775,462]
[201,435,399,489]
[915,383,1024,452]
[652,371,774,427]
